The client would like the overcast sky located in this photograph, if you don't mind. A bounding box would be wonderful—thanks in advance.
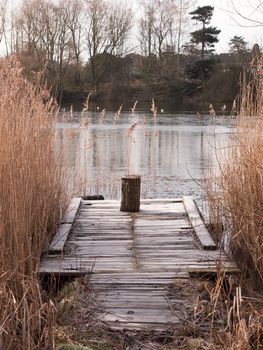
[197,0,263,52]
[8,0,263,53]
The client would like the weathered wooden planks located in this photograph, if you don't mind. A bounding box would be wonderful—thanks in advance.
[40,197,238,331]
[41,197,237,275]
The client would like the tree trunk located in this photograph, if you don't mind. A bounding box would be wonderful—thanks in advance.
[201,41,205,60]
[120,175,141,212]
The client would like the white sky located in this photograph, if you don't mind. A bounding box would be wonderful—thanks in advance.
[197,0,263,52]
[6,0,263,53]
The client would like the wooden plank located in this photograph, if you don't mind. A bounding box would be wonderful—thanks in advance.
[134,219,190,226]
[71,230,131,235]
[138,203,186,213]
[135,237,194,243]
[136,232,193,238]
[183,196,217,250]
[108,323,168,331]
[103,308,176,316]
[136,212,186,218]
[98,294,167,300]
[102,313,179,324]
[69,237,132,243]
[95,288,169,292]
[48,224,72,254]
[100,302,172,309]
[135,244,195,250]
[91,279,180,285]
[91,270,189,280]
[140,263,239,272]
[67,241,133,247]
[39,265,136,274]
[140,198,182,203]
[93,287,166,292]
[40,257,135,265]
[62,197,82,224]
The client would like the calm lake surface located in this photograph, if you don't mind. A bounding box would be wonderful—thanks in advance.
[58,111,233,209]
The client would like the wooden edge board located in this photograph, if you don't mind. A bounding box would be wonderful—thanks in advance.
[61,197,82,224]
[183,196,217,250]
[48,224,72,254]
[47,197,82,254]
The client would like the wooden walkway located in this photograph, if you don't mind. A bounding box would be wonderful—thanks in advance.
[40,197,238,331]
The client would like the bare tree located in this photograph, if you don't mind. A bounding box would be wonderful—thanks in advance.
[14,0,75,89]
[139,0,178,58]
[0,0,7,45]
[139,0,180,85]
[175,0,197,57]
[153,0,178,58]
[139,0,156,57]
[64,0,84,86]
[14,0,43,56]
[228,0,263,27]
[84,0,132,91]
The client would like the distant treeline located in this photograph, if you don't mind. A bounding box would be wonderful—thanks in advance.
[0,0,259,105]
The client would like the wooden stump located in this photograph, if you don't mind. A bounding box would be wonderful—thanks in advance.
[120,175,141,212]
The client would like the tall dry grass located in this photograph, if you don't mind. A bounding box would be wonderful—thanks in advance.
[207,62,263,289]
[0,57,68,349]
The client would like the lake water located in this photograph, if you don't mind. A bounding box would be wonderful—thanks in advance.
[58,111,233,211]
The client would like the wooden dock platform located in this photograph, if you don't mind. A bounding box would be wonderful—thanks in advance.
[40,197,238,331]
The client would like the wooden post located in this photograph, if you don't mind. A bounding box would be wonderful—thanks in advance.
[120,175,141,212]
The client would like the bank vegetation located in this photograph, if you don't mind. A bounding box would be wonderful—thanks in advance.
[0,56,68,349]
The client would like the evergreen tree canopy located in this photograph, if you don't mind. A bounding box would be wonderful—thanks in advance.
[190,6,214,26]
[229,35,248,54]
[189,5,220,59]
[191,27,221,51]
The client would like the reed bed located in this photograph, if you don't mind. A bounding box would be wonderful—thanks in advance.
[0,57,68,349]
[208,66,263,289]
[205,63,263,348]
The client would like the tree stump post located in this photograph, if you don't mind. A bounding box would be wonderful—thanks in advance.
[120,175,141,212]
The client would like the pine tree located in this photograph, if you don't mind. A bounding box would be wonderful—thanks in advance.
[189,6,220,59]
[229,35,248,54]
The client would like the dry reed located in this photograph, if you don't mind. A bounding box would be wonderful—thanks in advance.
[125,121,137,175]
[208,63,263,289]
[191,271,263,349]
[0,56,68,349]
[205,59,263,348]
